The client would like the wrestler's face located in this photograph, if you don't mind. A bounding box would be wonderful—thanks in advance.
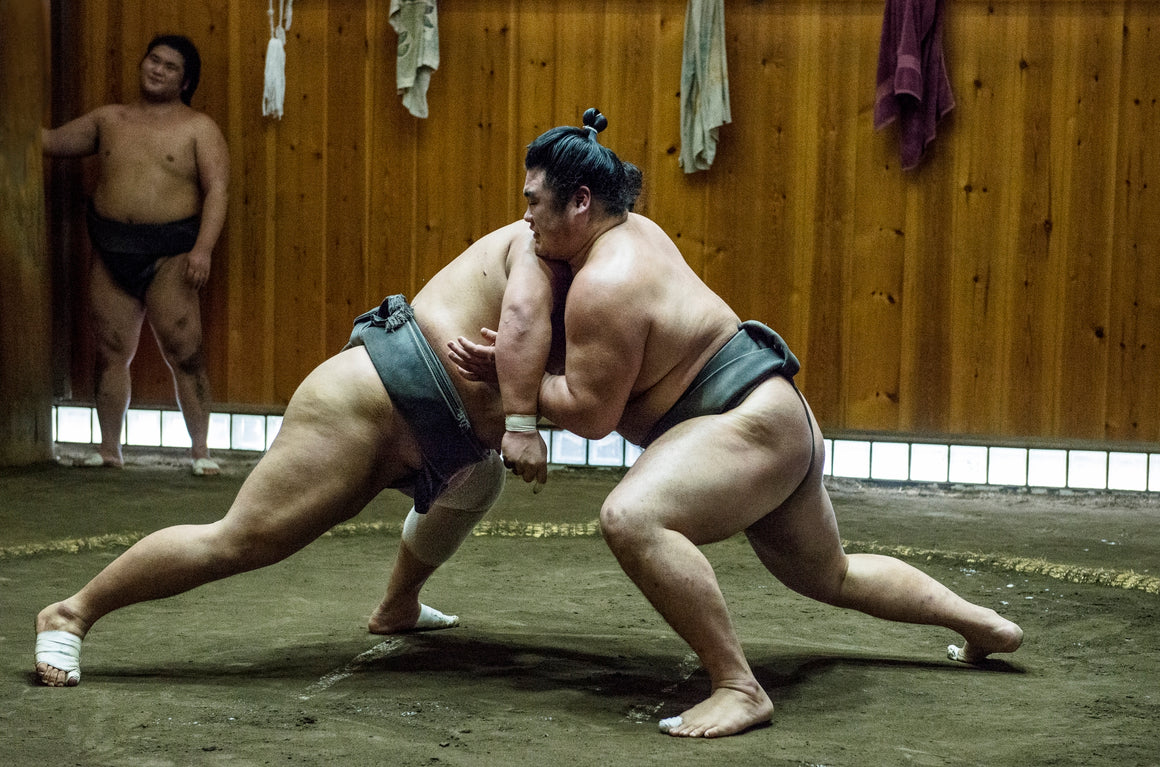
[522,168,575,262]
[139,45,186,102]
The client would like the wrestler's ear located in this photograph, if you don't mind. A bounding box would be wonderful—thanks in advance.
[571,185,592,214]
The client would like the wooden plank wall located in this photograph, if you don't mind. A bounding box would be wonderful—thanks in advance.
[0,0,53,464]
[42,0,1160,447]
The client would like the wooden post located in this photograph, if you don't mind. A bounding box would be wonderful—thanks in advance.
[0,0,54,465]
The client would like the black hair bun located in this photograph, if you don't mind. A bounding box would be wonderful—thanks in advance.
[582,108,608,133]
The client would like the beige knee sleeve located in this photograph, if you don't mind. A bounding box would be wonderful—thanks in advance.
[402,452,505,567]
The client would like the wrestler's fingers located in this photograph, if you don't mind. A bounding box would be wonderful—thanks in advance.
[459,336,494,358]
[452,357,486,378]
[479,328,498,344]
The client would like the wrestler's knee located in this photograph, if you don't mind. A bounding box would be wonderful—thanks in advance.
[779,553,850,605]
[405,454,506,567]
[598,497,650,555]
[165,345,207,376]
[93,349,128,377]
[94,330,137,367]
[208,516,294,572]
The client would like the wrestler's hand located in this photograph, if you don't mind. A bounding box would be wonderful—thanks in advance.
[447,328,499,383]
[185,248,212,290]
[500,429,548,492]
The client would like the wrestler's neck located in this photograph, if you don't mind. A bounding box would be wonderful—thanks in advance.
[567,212,629,272]
[133,89,188,115]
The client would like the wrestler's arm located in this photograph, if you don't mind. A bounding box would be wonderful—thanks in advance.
[186,115,230,288]
[496,251,554,417]
[492,245,558,487]
[538,269,643,440]
[41,107,103,157]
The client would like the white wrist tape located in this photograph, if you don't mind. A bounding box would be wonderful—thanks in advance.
[504,414,539,432]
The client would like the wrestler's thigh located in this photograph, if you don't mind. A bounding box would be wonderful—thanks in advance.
[743,400,847,597]
[145,255,203,356]
[89,259,145,356]
[218,347,422,550]
[607,376,814,546]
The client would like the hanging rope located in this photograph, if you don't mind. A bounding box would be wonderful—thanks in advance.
[262,0,294,118]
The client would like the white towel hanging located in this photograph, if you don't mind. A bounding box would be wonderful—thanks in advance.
[262,0,294,119]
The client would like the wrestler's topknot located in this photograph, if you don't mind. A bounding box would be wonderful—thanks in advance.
[582,108,608,141]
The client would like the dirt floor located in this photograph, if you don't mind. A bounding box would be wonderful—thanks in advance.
[2,446,1158,766]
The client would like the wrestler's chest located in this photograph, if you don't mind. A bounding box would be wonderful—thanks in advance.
[99,123,198,177]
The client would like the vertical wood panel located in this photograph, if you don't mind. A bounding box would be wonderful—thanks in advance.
[366,2,419,304]
[324,5,369,351]
[1107,3,1160,441]
[0,0,53,464]
[223,3,274,405]
[1054,9,1123,439]
[945,3,1022,436]
[704,3,794,329]
[1002,2,1057,438]
[272,5,329,401]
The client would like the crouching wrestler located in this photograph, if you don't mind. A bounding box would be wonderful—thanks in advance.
[34,219,563,687]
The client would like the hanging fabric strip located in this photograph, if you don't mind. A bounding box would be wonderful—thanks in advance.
[263,0,294,119]
[389,0,440,119]
[873,0,954,170]
[678,0,731,174]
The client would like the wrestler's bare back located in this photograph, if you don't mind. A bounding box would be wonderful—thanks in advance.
[411,221,545,450]
[88,102,212,224]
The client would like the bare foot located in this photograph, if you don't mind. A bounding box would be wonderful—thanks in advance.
[658,684,773,738]
[192,457,220,476]
[949,616,1024,663]
[34,602,90,687]
[368,602,459,635]
[80,452,123,469]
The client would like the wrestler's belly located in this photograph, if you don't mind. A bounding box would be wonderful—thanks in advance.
[616,326,740,446]
[92,177,201,224]
[617,382,697,447]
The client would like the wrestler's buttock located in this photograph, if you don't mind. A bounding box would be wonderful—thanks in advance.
[733,376,814,434]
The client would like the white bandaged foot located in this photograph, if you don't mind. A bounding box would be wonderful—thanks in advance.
[947,644,970,663]
[658,716,683,734]
[80,453,121,468]
[35,630,82,685]
[192,458,220,476]
[412,604,460,631]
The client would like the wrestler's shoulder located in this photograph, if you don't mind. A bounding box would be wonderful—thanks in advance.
[478,220,534,265]
[168,106,223,133]
[486,219,533,246]
[89,103,128,124]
